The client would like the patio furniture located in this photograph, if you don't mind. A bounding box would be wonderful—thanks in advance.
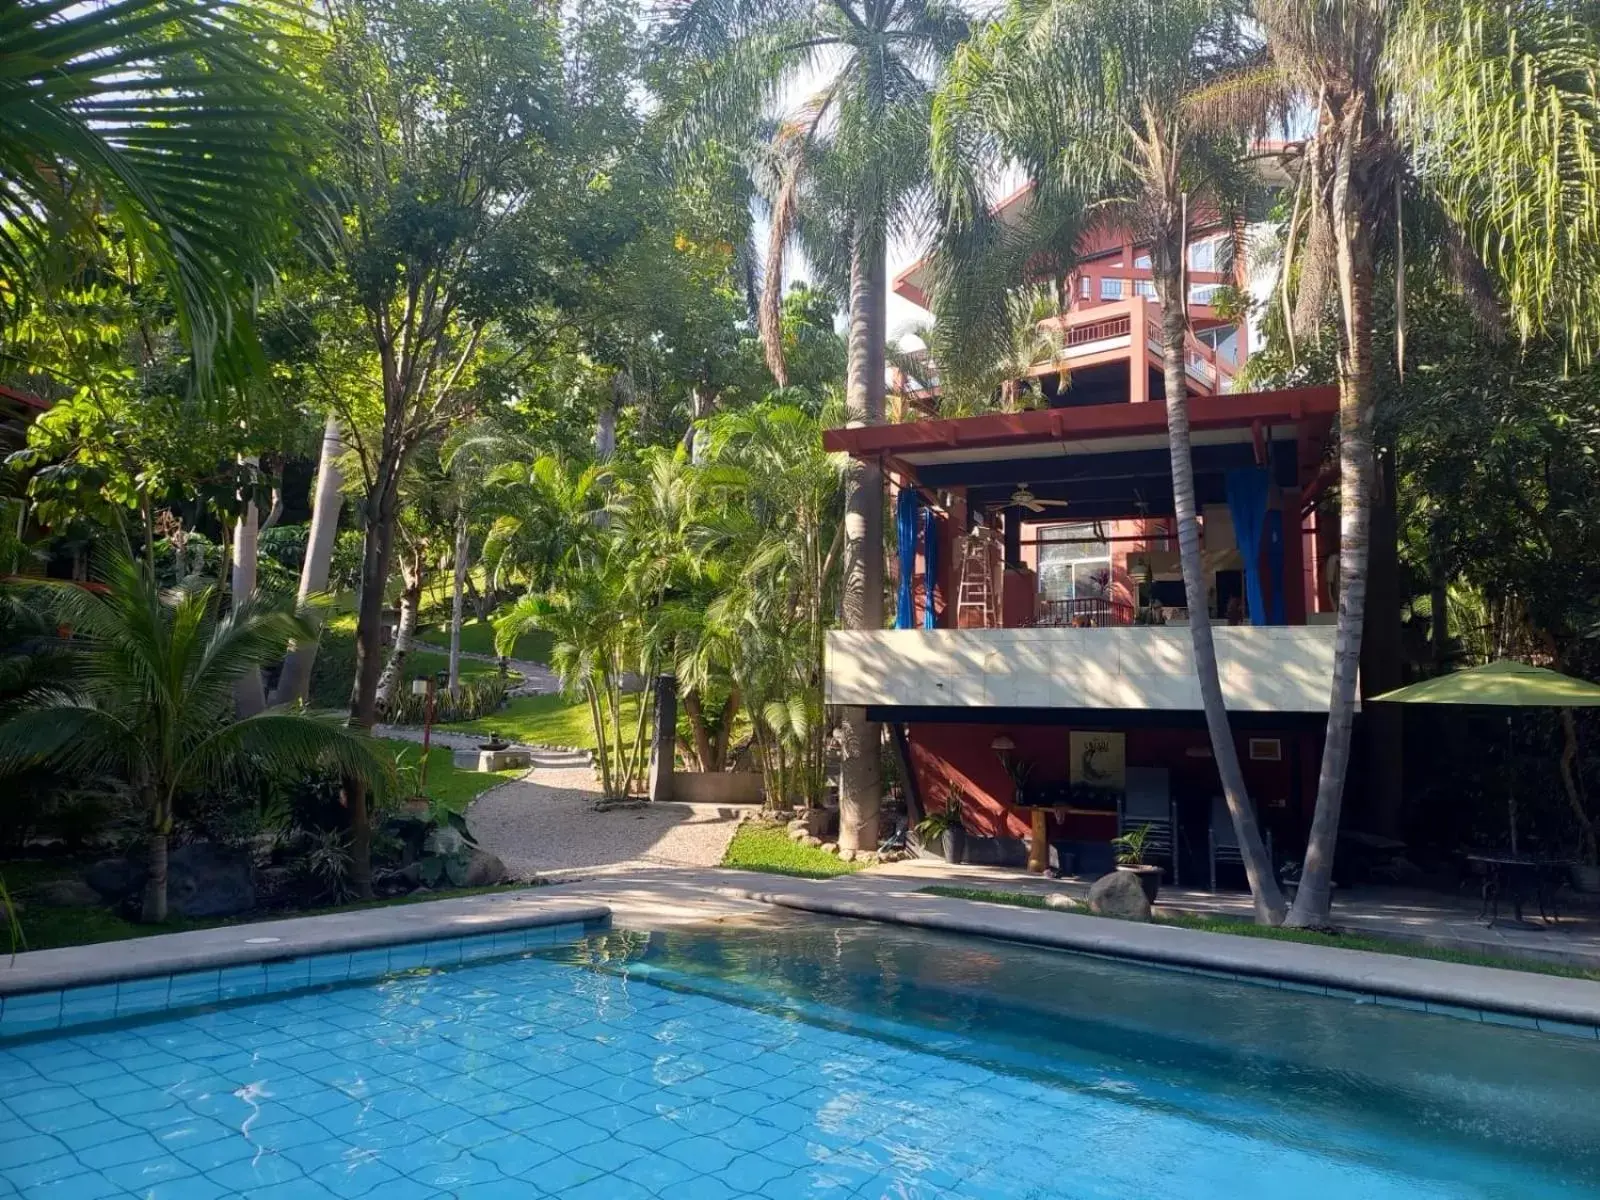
[1209,794,1270,892]
[1119,768,1177,885]
[1465,852,1573,927]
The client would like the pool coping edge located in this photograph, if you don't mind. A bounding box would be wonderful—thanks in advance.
[0,893,610,997]
[723,885,1600,1033]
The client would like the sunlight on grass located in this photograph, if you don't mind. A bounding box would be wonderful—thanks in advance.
[380,738,524,811]
[442,692,640,751]
[417,619,552,663]
[721,822,863,880]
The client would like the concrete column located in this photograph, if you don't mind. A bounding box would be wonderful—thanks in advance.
[647,674,677,804]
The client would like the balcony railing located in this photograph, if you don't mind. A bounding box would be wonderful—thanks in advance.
[1064,313,1132,347]
[1033,597,1136,628]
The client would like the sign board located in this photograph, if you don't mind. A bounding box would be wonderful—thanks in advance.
[1070,731,1126,791]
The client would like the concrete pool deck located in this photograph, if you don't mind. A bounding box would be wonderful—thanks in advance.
[3,865,1597,1035]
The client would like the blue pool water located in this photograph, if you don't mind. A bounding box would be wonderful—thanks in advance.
[3,914,1599,1198]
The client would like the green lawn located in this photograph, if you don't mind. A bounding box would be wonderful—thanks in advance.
[916,885,1600,981]
[418,618,552,664]
[382,738,525,811]
[442,692,639,751]
[308,617,513,710]
[721,822,864,880]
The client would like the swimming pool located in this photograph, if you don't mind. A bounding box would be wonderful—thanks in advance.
[3,913,1598,1198]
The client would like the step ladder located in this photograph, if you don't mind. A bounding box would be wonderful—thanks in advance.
[955,527,999,627]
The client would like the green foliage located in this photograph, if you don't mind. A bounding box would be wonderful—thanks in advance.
[915,780,967,842]
[720,822,864,880]
[0,546,395,918]
[381,676,508,726]
[1112,823,1153,867]
[0,0,309,366]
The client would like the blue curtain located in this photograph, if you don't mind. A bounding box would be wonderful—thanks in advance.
[1265,508,1286,624]
[922,505,938,629]
[1225,467,1270,625]
[895,488,918,629]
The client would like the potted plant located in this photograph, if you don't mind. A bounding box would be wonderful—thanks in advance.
[1112,824,1162,903]
[915,780,967,863]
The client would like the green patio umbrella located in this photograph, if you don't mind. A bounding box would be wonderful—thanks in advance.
[1372,660,1600,854]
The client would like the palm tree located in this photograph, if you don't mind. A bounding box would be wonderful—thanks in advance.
[1253,0,1600,926]
[0,0,306,367]
[0,549,392,922]
[933,0,1288,922]
[659,0,967,851]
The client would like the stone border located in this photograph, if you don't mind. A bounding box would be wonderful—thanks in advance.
[720,882,1600,1033]
[0,889,608,997]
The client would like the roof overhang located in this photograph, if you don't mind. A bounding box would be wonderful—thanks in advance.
[823,386,1339,471]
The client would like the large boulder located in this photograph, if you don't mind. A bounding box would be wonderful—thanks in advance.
[1087,870,1152,921]
[86,857,146,902]
[463,848,508,887]
[33,879,103,908]
[167,843,256,918]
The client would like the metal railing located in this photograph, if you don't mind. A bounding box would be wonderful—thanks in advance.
[1033,597,1137,628]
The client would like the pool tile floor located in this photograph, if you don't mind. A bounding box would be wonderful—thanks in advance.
[0,947,1572,1199]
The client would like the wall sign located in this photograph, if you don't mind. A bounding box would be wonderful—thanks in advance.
[1070,731,1126,791]
[1248,738,1282,762]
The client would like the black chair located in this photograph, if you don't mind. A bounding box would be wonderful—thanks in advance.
[1209,794,1271,891]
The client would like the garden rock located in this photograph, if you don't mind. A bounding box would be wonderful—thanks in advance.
[1087,870,1151,921]
[801,835,822,848]
[788,827,809,842]
[256,866,296,904]
[463,849,508,887]
[839,848,857,863]
[820,842,838,855]
[166,843,255,918]
[86,857,145,901]
[1044,892,1079,911]
[33,879,102,908]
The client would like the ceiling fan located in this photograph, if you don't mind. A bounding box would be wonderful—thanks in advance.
[1010,484,1071,513]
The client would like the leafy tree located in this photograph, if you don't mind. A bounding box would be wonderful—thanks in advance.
[0,549,391,922]
[932,0,1287,921]
[1251,0,1600,926]
[660,0,968,852]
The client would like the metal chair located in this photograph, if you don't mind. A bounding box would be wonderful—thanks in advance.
[1119,768,1177,885]
[1209,794,1272,892]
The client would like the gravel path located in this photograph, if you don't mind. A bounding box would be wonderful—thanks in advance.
[462,765,747,882]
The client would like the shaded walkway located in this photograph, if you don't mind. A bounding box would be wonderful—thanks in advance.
[858,857,1600,971]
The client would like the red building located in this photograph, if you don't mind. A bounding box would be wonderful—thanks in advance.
[824,214,1342,886]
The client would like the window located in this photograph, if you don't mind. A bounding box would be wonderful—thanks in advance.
[1079,275,1091,298]
[1037,523,1111,603]
[1197,324,1240,364]
[1187,237,1220,272]
[1189,282,1222,306]
[1134,279,1157,300]
[1133,252,1151,269]
[1099,277,1124,300]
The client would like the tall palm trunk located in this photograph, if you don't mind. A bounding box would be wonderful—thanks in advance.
[1288,108,1376,928]
[275,415,346,706]
[448,510,469,697]
[231,456,266,717]
[838,205,886,853]
[1154,229,1287,925]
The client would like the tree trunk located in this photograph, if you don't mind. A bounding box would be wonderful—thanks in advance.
[682,691,714,772]
[838,205,886,854]
[448,510,469,698]
[141,796,168,923]
[347,450,404,901]
[377,564,422,712]
[1288,118,1377,929]
[274,415,345,706]
[1360,447,1403,838]
[1430,517,1449,670]
[683,384,717,463]
[231,456,266,717]
[1154,230,1287,926]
